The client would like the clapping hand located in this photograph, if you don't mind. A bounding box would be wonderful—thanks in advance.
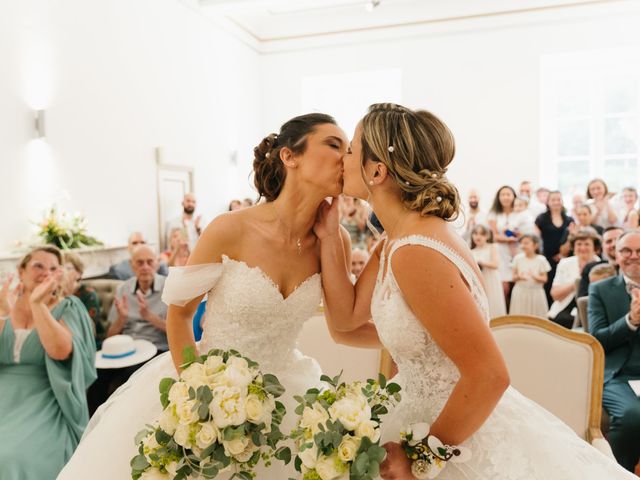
[114,294,129,320]
[629,289,640,327]
[314,197,341,240]
[380,442,413,480]
[0,275,20,316]
[136,291,151,321]
[29,268,63,305]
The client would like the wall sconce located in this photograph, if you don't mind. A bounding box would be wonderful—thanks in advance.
[34,110,45,138]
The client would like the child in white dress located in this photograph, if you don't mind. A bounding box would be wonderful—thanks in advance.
[471,224,506,318]
[510,234,551,317]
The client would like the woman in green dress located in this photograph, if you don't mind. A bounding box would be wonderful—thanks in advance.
[0,246,97,480]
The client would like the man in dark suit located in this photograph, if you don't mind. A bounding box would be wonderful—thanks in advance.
[588,230,640,472]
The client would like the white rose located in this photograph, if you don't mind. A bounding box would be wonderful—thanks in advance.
[234,440,258,463]
[315,454,348,480]
[168,382,190,406]
[337,435,361,462]
[209,386,247,428]
[225,357,255,390]
[244,394,266,424]
[180,362,210,390]
[176,399,199,426]
[328,395,371,431]
[222,436,250,457]
[174,423,192,448]
[355,420,380,442]
[195,421,219,449]
[298,443,319,469]
[139,467,170,480]
[205,355,225,375]
[300,404,329,434]
[159,407,178,435]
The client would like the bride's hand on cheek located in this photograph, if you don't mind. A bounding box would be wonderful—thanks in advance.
[313,197,341,240]
[380,442,413,480]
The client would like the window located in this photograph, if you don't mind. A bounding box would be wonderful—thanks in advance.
[540,48,640,196]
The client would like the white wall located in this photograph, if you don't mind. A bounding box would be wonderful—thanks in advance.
[260,4,640,211]
[0,0,261,252]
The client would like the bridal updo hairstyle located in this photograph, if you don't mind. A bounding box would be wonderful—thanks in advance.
[360,103,460,221]
[253,113,337,202]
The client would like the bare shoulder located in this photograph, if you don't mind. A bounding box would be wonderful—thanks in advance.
[189,209,253,264]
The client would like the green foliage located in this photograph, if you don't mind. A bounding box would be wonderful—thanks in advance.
[36,207,103,250]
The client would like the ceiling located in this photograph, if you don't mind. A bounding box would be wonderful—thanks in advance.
[196,0,633,51]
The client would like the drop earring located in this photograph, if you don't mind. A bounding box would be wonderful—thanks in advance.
[369,180,374,185]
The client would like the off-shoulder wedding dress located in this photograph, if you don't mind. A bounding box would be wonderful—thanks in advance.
[58,255,323,479]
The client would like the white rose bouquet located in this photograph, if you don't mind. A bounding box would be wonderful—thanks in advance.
[131,348,291,480]
[290,373,401,480]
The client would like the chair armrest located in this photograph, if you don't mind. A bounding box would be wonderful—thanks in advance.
[589,427,615,459]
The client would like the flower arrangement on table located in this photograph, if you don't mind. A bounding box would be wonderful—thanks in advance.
[131,348,291,480]
[290,373,401,480]
[36,206,103,250]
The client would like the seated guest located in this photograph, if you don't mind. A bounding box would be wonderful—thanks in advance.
[548,228,600,328]
[577,227,623,297]
[228,199,242,211]
[588,263,616,285]
[107,231,168,280]
[588,230,640,472]
[350,248,369,281]
[106,245,168,352]
[102,245,167,395]
[0,246,96,480]
[160,227,191,267]
[62,252,105,347]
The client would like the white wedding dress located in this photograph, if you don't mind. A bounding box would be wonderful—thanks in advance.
[58,255,323,479]
[375,235,636,480]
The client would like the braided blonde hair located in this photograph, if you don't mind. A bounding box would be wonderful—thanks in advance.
[360,103,460,221]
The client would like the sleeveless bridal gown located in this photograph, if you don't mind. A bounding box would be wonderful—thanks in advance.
[375,235,636,480]
[58,255,323,479]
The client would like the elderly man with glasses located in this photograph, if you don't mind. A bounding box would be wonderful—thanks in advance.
[588,230,640,472]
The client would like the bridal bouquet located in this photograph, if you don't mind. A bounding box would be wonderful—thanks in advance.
[131,348,291,480]
[290,373,401,480]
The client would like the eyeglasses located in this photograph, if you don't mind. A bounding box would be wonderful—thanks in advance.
[131,240,146,246]
[617,248,640,258]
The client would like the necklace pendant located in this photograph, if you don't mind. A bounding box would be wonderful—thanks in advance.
[296,237,302,255]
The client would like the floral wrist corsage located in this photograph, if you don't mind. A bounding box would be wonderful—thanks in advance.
[400,423,471,479]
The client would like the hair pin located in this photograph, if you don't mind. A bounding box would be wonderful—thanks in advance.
[265,152,270,158]
[388,146,394,153]
[436,196,443,203]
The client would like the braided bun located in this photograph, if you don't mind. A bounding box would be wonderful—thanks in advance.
[360,103,460,221]
[252,113,336,202]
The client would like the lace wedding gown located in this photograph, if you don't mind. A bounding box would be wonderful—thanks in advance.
[376,235,636,480]
[58,255,323,479]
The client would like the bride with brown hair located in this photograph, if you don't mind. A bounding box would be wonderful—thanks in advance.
[59,112,375,479]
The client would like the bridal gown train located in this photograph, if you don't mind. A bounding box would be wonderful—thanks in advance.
[375,235,636,480]
[58,255,323,479]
